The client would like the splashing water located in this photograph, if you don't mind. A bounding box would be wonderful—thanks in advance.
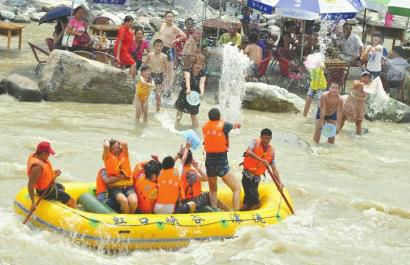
[218,45,251,123]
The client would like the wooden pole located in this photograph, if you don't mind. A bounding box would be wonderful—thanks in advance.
[267,168,295,215]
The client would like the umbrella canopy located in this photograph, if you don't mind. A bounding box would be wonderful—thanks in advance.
[388,0,410,17]
[361,0,389,12]
[247,0,276,14]
[39,5,72,24]
[275,0,363,20]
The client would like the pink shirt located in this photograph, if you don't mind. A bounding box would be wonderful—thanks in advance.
[130,39,150,61]
[68,17,87,46]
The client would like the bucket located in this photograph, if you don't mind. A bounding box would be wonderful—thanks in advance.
[181,129,201,150]
[321,123,337,138]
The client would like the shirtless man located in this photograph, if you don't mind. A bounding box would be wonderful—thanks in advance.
[243,32,262,80]
[145,39,168,112]
[159,11,186,96]
[313,83,343,144]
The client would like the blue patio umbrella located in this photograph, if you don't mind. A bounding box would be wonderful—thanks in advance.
[39,5,72,24]
[275,0,363,20]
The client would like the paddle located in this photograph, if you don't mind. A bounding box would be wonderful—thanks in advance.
[266,167,295,215]
[22,184,52,225]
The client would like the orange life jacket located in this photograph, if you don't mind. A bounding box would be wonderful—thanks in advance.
[26,153,55,190]
[243,139,274,176]
[95,169,107,196]
[156,168,184,205]
[202,120,228,153]
[104,151,133,186]
[135,173,157,214]
[181,165,202,200]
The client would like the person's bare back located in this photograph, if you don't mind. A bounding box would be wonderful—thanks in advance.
[244,44,262,64]
[146,52,167,73]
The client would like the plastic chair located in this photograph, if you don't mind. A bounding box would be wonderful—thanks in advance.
[28,42,50,75]
[45,38,54,52]
[325,66,350,94]
[277,47,306,89]
[256,50,272,84]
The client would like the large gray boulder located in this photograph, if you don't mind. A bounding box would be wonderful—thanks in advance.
[366,97,410,123]
[38,50,134,104]
[1,74,42,102]
[0,10,16,20]
[243,82,304,113]
[13,14,31,23]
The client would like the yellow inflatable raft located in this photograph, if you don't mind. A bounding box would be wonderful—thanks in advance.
[14,182,294,251]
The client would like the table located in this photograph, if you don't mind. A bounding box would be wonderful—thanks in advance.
[364,22,406,49]
[89,24,120,40]
[0,21,24,50]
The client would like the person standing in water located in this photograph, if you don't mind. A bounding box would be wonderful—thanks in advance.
[174,55,206,129]
[241,128,283,211]
[158,11,186,97]
[313,83,344,144]
[340,72,371,135]
[114,16,137,80]
[27,142,76,212]
[135,65,155,123]
[202,108,241,211]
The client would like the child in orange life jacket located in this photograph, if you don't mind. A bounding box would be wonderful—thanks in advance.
[134,160,162,214]
[102,139,138,214]
[135,64,155,123]
[202,108,241,211]
[241,128,283,211]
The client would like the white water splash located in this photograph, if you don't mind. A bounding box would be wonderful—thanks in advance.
[154,111,181,135]
[218,45,251,123]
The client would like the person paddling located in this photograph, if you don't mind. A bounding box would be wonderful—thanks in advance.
[27,141,76,214]
[241,128,283,211]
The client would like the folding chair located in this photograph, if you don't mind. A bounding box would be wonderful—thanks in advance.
[28,42,50,75]
[256,50,272,84]
[277,47,307,90]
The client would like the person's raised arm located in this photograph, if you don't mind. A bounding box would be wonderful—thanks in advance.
[173,26,187,45]
[360,46,371,62]
[102,139,110,161]
[192,160,208,181]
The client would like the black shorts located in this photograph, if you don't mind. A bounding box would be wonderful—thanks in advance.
[192,192,210,209]
[136,60,142,70]
[151,72,164,85]
[36,182,71,204]
[108,186,135,199]
[205,152,230,177]
[242,170,261,206]
[161,47,175,62]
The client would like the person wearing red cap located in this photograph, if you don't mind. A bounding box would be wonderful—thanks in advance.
[27,141,76,212]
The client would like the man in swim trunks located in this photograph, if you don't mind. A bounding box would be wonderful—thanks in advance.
[313,83,343,144]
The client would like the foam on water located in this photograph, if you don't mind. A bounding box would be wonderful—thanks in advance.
[218,45,251,123]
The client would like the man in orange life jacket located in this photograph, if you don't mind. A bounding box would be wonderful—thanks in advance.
[102,139,138,214]
[241,128,283,211]
[134,160,162,214]
[202,108,241,210]
[27,141,76,212]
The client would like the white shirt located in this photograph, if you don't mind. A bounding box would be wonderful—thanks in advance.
[341,33,363,58]
[366,45,383,72]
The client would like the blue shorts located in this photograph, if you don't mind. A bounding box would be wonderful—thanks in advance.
[307,87,325,98]
[108,186,135,199]
[162,47,175,62]
[205,152,230,177]
[97,192,120,212]
[316,107,337,120]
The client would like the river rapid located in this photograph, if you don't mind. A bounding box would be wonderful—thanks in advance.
[1,23,410,265]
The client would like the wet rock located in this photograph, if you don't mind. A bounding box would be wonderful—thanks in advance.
[29,12,46,21]
[38,50,134,104]
[243,82,304,113]
[0,10,16,20]
[13,14,31,23]
[366,97,410,123]
[149,16,162,31]
[1,74,42,102]
[0,79,6,95]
